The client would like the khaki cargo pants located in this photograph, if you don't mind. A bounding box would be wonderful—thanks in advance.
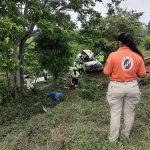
[107,80,141,141]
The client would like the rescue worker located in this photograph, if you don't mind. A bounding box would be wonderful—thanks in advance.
[74,60,82,73]
[103,32,146,142]
[96,52,105,64]
[71,67,80,88]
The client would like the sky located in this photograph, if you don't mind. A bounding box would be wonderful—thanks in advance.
[120,0,150,24]
[95,0,150,24]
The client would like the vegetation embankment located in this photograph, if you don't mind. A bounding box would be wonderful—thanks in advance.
[0,73,150,150]
[1,0,150,149]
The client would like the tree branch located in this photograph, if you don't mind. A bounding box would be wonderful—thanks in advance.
[19,0,49,59]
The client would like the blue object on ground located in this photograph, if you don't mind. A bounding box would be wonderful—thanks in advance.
[47,92,62,101]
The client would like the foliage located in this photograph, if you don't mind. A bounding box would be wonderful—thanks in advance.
[69,41,88,62]
[0,18,23,72]
[77,7,145,55]
[0,0,142,94]
[24,37,43,78]
[68,31,90,64]
[35,24,72,79]
[0,74,150,149]
[0,0,150,149]
[79,76,108,101]
[105,8,144,43]
[0,77,10,104]
[1,0,116,91]
[146,21,150,35]
[143,36,150,51]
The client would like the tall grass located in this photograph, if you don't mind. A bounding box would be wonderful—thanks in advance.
[0,74,150,150]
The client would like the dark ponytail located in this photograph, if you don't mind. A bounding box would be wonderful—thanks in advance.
[118,33,144,59]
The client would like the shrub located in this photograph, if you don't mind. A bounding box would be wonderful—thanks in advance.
[0,78,10,104]
[144,36,150,51]
[79,77,107,101]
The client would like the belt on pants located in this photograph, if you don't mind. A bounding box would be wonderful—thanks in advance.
[110,80,136,82]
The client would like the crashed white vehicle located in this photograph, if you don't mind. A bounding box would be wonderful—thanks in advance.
[76,50,103,72]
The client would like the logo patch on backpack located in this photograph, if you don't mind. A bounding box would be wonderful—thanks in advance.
[122,56,133,71]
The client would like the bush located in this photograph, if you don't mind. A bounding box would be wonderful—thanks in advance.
[144,36,150,51]
[79,77,107,101]
[0,77,10,104]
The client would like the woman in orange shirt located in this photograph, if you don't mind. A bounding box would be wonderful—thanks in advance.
[103,33,146,142]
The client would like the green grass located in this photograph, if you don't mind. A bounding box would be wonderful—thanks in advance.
[0,73,150,150]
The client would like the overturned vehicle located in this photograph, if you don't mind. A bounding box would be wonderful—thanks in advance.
[76,50,103,72]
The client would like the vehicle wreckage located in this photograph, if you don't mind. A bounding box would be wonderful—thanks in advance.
[76,50,103,72]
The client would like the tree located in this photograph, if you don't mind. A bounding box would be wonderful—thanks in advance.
[0,0,50,95]
[76,6,145,55]
[35,25,72,80]
[24,37,42,79]
[0,0,126,96]
[0,0,93,94]
[143,36,150,51]
[147,21,150,35]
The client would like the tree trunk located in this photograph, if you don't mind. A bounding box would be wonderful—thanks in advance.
[19,39,26,92]
[13,42,21,87]
[5,43,21,98]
